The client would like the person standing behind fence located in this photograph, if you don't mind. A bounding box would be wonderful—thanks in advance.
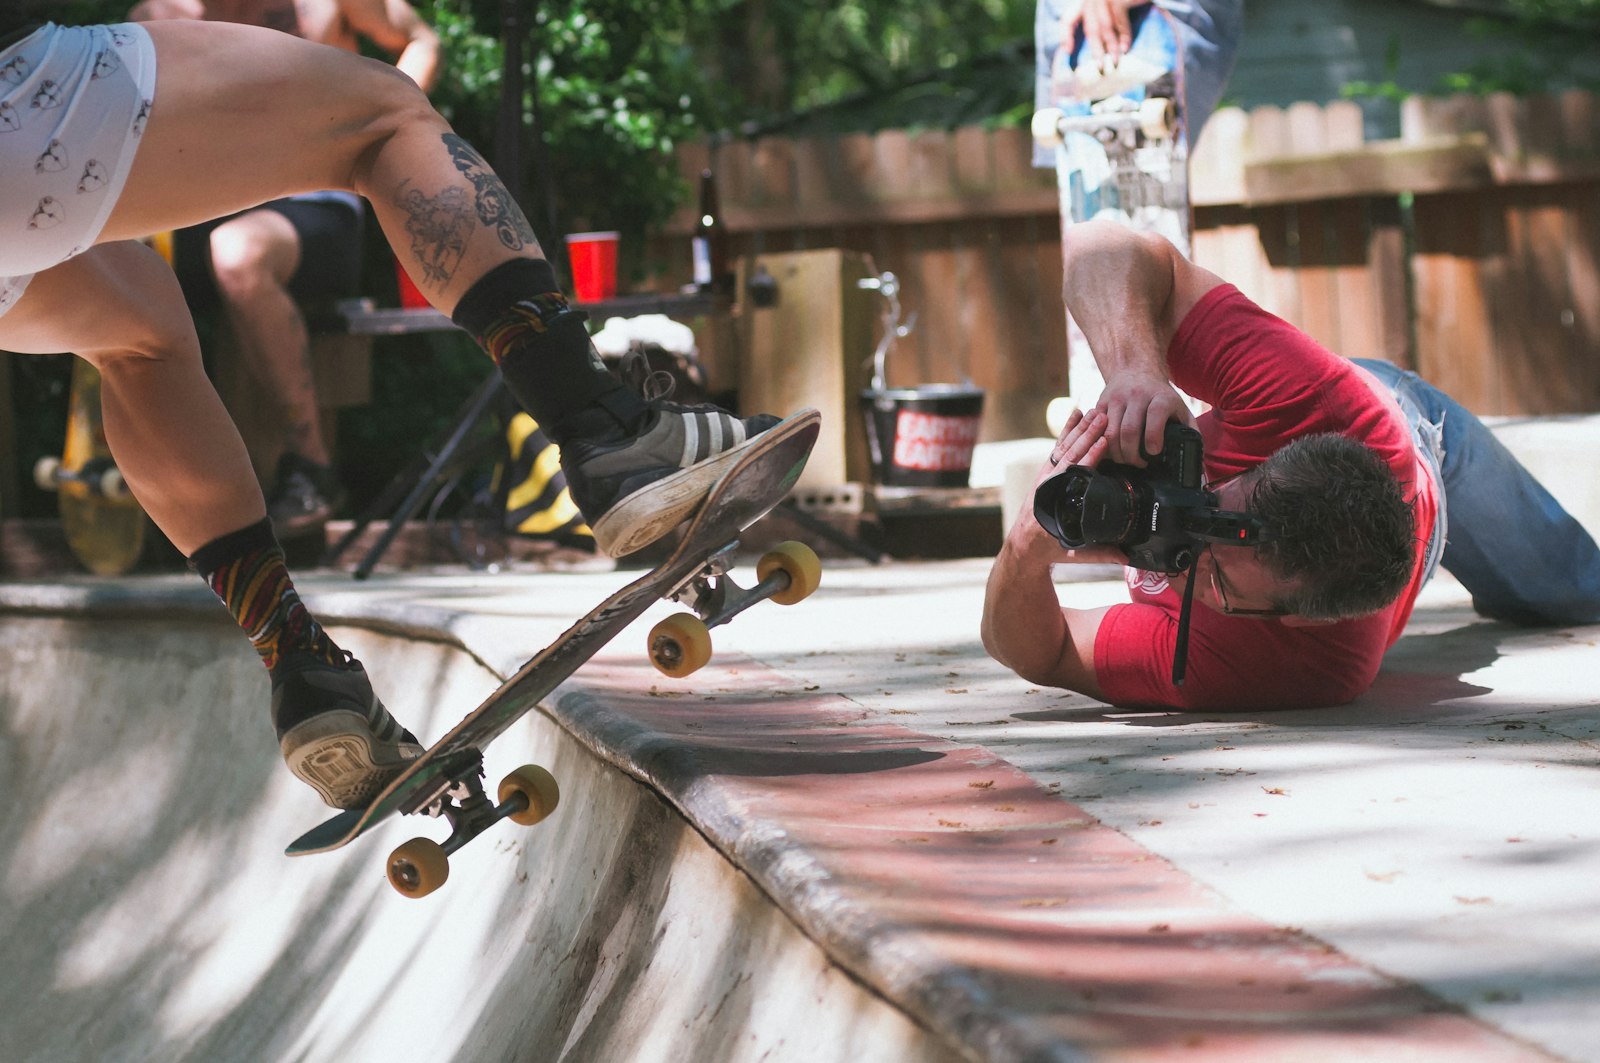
[128,0,441,533]
[1033,0,1243,166]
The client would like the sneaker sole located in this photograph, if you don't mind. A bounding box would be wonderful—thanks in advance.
[589,435,766,556]
[281,711,422,810]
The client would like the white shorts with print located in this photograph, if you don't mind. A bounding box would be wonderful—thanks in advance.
[0,22,157,319]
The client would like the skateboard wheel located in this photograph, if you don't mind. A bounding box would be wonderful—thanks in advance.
[649,613,712,678]
[33,456,62,492]
[387,837,449,899]
[758,541,822,605]
[499,764,560,826]
[1139,97,1176,140]
[98,466,129,500]
[1031,107,1065,148]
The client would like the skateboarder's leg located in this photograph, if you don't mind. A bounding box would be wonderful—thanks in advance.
[0,243,419,809]
[0,243,261,553]
[102,20,778,554]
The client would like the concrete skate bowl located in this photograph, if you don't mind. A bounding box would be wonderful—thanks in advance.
[0,584,953,1063]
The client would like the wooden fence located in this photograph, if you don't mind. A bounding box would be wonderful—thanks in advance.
[652,90,1600,442]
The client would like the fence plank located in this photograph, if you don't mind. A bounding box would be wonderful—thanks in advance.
[1412,190,1501,410]
[651,92,1600,432]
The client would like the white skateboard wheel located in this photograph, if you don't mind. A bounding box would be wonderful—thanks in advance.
[1139,97,1177,140]
[1046,397,1079,438]
[99,466,129,500]
[1032,107,1065,148]
[33,456,62,492]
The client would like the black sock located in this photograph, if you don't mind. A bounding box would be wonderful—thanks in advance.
[452,258,645,441]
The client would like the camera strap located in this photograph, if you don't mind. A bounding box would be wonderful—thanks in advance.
[1171,551,1200,686]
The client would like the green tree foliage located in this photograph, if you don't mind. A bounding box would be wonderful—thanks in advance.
[15,0,1031,523]
[1347,0,1600,100]
[44,0,1031,253]
[1443,0,1600,94]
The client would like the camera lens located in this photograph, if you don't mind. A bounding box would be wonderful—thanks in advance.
[1034,467,1139,548]
[1034,467,1092,547]
[1077,474,1137,544]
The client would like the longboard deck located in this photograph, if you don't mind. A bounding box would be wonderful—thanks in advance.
[58,359,147,576]
[287,408,821,856]
[1046,3,1187,246]
[1040,5,1188,405]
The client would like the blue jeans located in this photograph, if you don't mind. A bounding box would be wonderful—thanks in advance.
[1034,0,1244,167]
[1355,359,1600,625]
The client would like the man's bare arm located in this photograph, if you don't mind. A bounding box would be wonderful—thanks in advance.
[982,538,1112,695]
[981,406,1127,695]
[341,0,442,92]
[1063,221,1224,464]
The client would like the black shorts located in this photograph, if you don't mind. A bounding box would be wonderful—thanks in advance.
[173,196,366,310]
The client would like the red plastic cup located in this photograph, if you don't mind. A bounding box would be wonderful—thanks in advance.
[565,231,619,303]
[394,256,430,310]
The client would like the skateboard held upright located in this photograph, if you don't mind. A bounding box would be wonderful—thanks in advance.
[34,358,149,576]
[33,233,174,576]
[1033,3,1188,403]
[287,410,824,899]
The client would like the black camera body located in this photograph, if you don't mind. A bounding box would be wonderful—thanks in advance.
[1033,421,1269,574]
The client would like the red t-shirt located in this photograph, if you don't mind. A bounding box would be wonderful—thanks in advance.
[1092,285,1441,710]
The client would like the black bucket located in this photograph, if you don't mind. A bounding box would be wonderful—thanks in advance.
[859,385,986,488]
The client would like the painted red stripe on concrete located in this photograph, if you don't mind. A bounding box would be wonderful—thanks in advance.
[555,652,1558,1062]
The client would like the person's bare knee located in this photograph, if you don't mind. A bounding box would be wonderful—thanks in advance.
[209,211,300,305]
[0,243,198,368]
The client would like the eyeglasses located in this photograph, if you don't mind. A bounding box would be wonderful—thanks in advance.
[1207,544,1287,618]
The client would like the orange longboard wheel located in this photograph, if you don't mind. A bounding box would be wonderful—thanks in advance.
[387,837,449,899]
[649,613,712,678]
[499,764,560,826]
[758,541,822,605]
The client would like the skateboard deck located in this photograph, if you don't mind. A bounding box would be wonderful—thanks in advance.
[34,357,148,576]
[287,408,823,897]
[1034,3,1188,403]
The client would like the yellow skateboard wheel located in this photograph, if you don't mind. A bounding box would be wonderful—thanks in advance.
[387,837,449,899]
[498,764,561,826]
[649,613,712,678]
[758,541,822,605]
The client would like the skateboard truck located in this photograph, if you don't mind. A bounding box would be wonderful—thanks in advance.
[648,540,821,678]
[385,751,560,899]
[1033,96,1178,149]
[34,454,132,500]
[286,409,822,899]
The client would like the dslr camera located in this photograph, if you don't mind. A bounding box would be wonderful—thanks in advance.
[1033,421,1269,574]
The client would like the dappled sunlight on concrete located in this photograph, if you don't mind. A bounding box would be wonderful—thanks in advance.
[7,550,1596,1061]
[0,586,955,1063]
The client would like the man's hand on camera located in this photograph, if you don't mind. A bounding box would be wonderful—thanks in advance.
[1006,406,1125,567]
[1095,371,1195,467]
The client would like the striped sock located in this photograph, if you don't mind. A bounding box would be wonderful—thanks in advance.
[477,292,578,367]
[190,518,339,673]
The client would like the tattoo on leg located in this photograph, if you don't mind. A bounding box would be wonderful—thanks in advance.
[443,134,539,253]
[396,180,472,286]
